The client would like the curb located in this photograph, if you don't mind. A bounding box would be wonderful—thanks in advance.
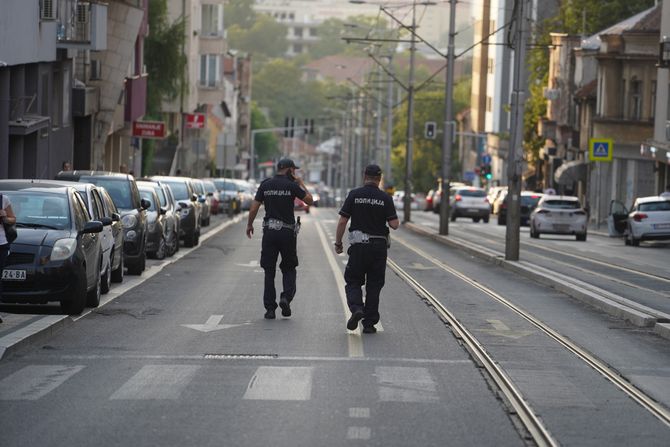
[403,222,670,340]
[0,213,247,361]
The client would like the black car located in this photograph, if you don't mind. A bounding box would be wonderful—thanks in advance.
[150,176,201,247]
[55,171,150,275]
[137,183,168,260]
[137,177,180,256]
[0,180,104,315]
[498,191,544,226]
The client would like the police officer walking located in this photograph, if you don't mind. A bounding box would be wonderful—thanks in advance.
[246,159,313,319]
[334,164,399,333]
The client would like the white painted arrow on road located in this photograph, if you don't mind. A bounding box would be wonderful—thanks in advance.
[408,262,436,271]
[181,315,250,333]
[476,319,533,340]
[236,260,260,268]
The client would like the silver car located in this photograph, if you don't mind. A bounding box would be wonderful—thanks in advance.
[530,195,587,241]
[622,196,670,246]
[449,187,490,223]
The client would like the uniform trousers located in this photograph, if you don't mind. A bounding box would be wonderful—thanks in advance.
[344,239,387,327]
[0,244,8,298]
[260,228,298,310]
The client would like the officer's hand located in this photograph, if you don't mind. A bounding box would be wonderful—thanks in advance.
[246,224,254,239]
[334,242,343,254]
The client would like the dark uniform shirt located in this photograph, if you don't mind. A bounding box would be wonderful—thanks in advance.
[339,184,397,236]
[254,175,307,225]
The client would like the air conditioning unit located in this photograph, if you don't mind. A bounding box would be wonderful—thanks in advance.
[76,3,90,23]
[40,0,56,21]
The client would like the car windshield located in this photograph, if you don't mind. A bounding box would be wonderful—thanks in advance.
[163,181,189,200]
[204,182,216,193]
[3,192,70,230]
[139,190,157,211]
[154,186,168,207]
[544,199,580,209]
[521,195,542,206]
[81,177,133,210]
[215,181,238,192]
[639,201,670,212]
[457,189,486,197]
[193,182,204,194]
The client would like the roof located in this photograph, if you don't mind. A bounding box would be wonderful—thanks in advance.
[580,5,661,50]
[635,195,670,204]
[0,179,72,192]
[56,171,133,180]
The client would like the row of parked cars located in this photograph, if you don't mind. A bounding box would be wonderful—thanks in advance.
[0,172,254,316]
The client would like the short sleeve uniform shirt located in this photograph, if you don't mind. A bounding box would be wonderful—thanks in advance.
[254,175,307,225]
[339,184,397,236]
[0,194,11,245]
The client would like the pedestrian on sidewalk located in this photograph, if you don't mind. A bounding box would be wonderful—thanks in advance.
[246,159,313,319]
[661,184,670,198]
[0,194,17,324]
[334,164,399,334]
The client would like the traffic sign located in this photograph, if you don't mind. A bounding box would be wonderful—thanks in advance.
[482,154,492,165]
[589,138,613,162]
[185,113,205,129]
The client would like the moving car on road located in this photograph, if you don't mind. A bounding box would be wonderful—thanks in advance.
[55,171,150,275]
[610,196,670,246]
[0,180,104,314]
[497,191,543,226]
[449,187,490,223]
[530,195,587,241]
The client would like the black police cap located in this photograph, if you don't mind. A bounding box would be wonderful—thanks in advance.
[277,158,299,170]
[364,164,382,177]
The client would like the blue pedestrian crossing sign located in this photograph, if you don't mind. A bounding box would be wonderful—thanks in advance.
[589,138,613,162]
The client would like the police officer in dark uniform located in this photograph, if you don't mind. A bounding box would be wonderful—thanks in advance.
[334,164,399,333]
[246,159,313,319]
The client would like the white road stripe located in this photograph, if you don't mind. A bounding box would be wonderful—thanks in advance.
[314,219,365,358]
[110,365,200,400]
[243,366,312,401]
[0,365,84,400]
[376,366,439,403]
[347,427,372,440]
[349,407,370,418]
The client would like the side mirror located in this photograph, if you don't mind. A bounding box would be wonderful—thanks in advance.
[112,212,121,222]
[191,193,198,202]
[100,216,113,226]
[140,198,151,210]
[198,196,206,203]
[178,202,188,209]
[82,221,104,234]
[159,207,167,215]
[207,192,214,197]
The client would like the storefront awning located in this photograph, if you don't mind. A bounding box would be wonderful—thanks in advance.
[554,160,587,185]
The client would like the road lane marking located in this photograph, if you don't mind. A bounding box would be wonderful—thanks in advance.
[181,314,251,332]
[347,427,371,440]
[110,365,200,400]
[349,407,370,418]
[0,365,84,400]
[376,366,439,402]
[474,319,534,339]
[314,220,365,358]
[243,366,312,401]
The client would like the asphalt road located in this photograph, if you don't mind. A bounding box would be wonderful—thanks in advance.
[0,208,669,446]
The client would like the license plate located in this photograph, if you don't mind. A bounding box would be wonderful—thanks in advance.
[653,223,670,229]
[553,224,570,232]
[2,269,26,281]
[467,208,479,213]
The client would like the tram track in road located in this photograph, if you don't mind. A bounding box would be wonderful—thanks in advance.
[387,235,670,437]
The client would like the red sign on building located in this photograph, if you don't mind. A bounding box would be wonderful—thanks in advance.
[132,121,166,139]
[185,113,206,129]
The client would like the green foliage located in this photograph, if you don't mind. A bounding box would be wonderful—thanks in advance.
[145,0,186,115]
[224,0,257,29]
[251,103,280,163]
[391,78,472,193]
[524,0,655,161]
[310,16,391,60]
[227,15,288,58]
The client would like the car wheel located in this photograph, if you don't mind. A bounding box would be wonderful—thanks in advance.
[498,216,505,225]
[530,226,539,239]
[576,233,587,242]
[184,230,196,247]
[631,236,640,247]
[473,217,480,223]
[101,259,111,294]
[127,253,145,275]
[155,235,166,260]
[61,267,87,315]
[111,252,124,283]
[86,263,102,308]
[483,216,489,223]
[194,230,200,246]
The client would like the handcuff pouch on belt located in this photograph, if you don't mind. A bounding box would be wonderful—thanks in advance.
[264,218,300,236]
[349,230,390,247]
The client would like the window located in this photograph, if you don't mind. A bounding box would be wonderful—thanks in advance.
[293,43,303,54]
[289,13,295,20]
[309,27,317,37]
[201,4,223,36]
[294,27,303,38]
[651,80,657,119]
[486,96,492,112]
[199,54,220,87]
[487,58,494,74]
[630,78,642,120]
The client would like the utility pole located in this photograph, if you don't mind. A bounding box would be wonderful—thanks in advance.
[403,0,417,223]
[385,56,394,183]
[505,0,530,261]
[439,0,457,235]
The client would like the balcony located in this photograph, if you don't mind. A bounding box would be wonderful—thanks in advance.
[56,2,107,51]
[124,74,148,123]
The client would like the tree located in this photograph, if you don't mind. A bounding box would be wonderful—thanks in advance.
[251,103,280,164]
[227,15,288,58]
[224,0,257,30]
[310,16,390,60]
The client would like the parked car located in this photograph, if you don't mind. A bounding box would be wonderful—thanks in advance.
[609,196,670,246]
[202,180,220,215]
[137,183,168,259]
[191,178,211,226]
[209,178,242,214]
[98,187,126,283]
[55,171,150,275]
[138,177,181,256]
[449,187,490,223]
[393,191,420,210]
[151,176,201,247]
[53,181,124,294]
[0,180,104,314]
[497,191,543,226]
[530,195,587,241]
[232,179,255,211]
